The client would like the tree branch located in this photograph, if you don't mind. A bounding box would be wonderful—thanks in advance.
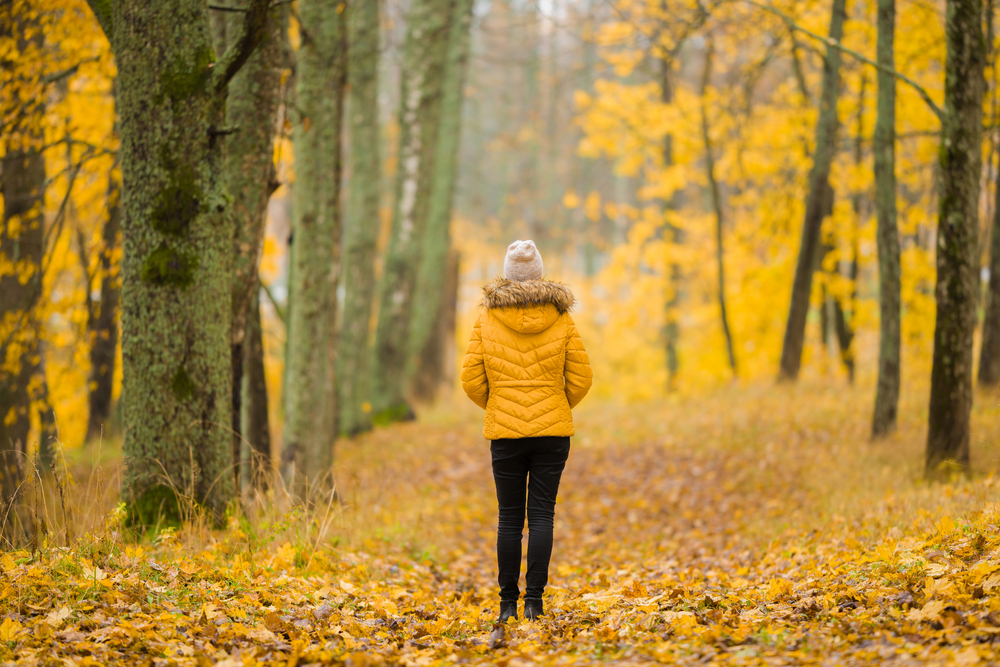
[211,0,271,95]
[83,0,113,43]
[259,279,286,326]
[744,0,943,122]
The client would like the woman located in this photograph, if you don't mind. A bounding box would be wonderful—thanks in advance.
[461,240,593,623]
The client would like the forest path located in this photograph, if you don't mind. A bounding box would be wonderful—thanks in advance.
[320,388,1000,666]
[4,385,1000,666]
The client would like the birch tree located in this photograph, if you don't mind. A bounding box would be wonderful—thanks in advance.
[370,0,455,422]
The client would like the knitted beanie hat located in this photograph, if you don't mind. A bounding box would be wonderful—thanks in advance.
[504,240,544,282]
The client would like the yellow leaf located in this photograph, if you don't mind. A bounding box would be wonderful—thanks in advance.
[0,617,23,642]
[906,599,945,623]
[1,553,15,573]
[339,580,357,595]
[45,605,71,627]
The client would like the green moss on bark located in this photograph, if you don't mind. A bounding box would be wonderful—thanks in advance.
[171,366,196,401]
[152,163,204,236]
[158,45,215,104]
[127,484,182,530]
[141,244,198,287]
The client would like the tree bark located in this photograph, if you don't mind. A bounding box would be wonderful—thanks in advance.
[213,1,283,488]
[926,0,986,478]
[281,0,346,497]
[778,0,847,381]
[872,0,902,437]
[338,0,382,437]
[412,249,461,399]
[370,0,455,423]
[0,2,46,545]
[831,75,867,385]
[660,37,681,391]
[699,43,737,376]
[85,146,121,442]
[979,154,1000,386]
[408,0,475,402]
[240,286,270,490]
[84,0,271,525]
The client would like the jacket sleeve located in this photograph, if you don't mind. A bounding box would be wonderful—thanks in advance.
[564,315,593,409]
[461,312,489,410]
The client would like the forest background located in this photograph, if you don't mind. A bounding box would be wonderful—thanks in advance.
[2,0,1000,534]
[3,0,1000,663]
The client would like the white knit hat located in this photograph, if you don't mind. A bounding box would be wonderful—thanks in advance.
[504,240,543,282]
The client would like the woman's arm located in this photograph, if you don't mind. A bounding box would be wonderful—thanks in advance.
[461,312,490,409]
[564,315,593,408]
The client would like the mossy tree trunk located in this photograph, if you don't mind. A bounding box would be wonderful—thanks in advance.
[281,0,346,497]
[979,160,1000,387]
[84,0,270,524]
[211,2,284,488]
[926,0,986,478]
[86,145,122,443]
[408,0,475,402]
[338,0,382,437]
[872,0,902,437]
[778,0,846,381]
[240,288,270,490]
[0,1,46,544]
[370,0,455,423]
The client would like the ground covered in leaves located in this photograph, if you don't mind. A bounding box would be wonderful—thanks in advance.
[3,382,1000,666]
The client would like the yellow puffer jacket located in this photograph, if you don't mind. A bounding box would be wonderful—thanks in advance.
[461,278,593,439]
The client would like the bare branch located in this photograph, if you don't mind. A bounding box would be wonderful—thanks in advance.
[743,0,943,121]
[259,279,286,326]
[211,0,271,95]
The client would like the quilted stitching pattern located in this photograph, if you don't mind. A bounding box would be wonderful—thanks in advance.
[461,286,593,440]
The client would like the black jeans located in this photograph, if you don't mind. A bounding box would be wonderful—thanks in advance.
[490,436,570,603]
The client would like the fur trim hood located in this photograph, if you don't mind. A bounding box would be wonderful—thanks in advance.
[481,277,576,314]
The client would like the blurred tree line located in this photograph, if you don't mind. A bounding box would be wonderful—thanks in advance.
[2,0,1000,544]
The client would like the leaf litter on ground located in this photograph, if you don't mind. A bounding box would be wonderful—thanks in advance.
[2,381,1000,665]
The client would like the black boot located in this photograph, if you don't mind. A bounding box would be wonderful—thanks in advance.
[524,598,544,620]
[499,601,518,623]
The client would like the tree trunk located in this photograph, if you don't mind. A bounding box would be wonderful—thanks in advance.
[370,0,455,423]
[86,137,122,442]
[85,0,271,525]
[281,0,346,497]
[0,15,45,547]
[980,154,1000,386]
[660,38,681,391]
[872,0,902,436]
[412,249,461,399]
[0,3,46,545]
[338,0,381,437]
[699,43,737,376]
[830,75,867,385]
[926,0,986,477]
[778,0,847,381]
[240,286,270,490]
[214,1,284,488]
[408,0,474,402]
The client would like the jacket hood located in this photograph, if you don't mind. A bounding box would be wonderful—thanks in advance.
[481,278,575,334]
